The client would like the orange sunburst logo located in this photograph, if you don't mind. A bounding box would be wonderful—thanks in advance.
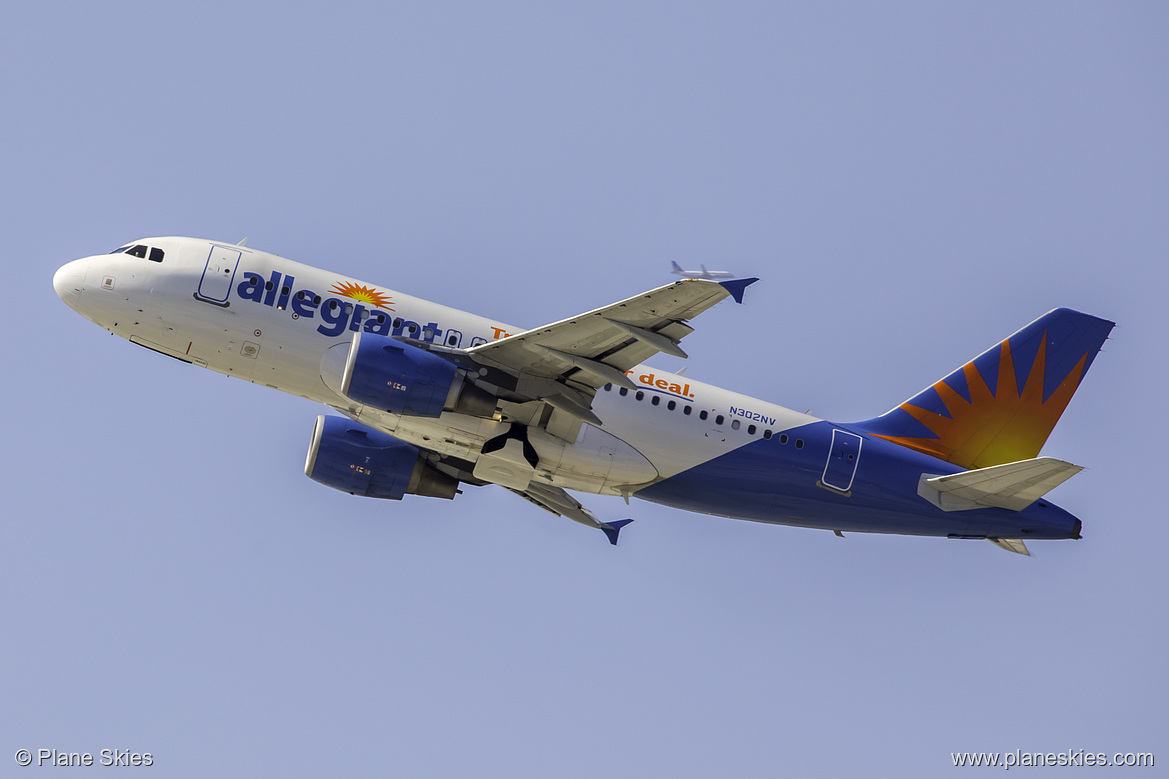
[328,281,393,310]
[873,334,1089,469]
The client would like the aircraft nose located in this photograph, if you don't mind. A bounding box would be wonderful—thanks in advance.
[53,259,88,308]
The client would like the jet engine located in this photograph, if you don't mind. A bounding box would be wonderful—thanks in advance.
[331,331,496,418]
[305,415,460,500]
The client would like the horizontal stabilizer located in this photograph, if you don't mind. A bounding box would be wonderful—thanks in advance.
[988,538,1031,556]
[919,456,1083,512]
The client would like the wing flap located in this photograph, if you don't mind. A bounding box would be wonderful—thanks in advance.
[919,457,1083,512]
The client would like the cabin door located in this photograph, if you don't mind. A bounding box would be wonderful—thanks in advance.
[822,430,862,492]
[196,246,241,305]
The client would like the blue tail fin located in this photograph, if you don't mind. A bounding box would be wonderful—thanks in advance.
[854,308,1114,469]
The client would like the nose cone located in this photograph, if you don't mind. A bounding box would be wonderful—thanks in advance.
[53,259,87,309]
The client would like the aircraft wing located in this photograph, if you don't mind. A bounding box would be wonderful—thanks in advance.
[461,278,757,427]
[506,482,634,545]
[438,277,753,541]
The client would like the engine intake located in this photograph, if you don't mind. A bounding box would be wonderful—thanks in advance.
[305,416,459,500]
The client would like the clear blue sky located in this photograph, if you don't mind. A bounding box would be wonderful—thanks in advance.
[3,2,1165,776]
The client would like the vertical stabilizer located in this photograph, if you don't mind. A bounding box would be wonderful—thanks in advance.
[855,309,1113,469]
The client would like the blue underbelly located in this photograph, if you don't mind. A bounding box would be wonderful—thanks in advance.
[633,421,1081,540]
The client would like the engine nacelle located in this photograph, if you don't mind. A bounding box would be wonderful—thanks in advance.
[338,331,496,418]
[304,416,460,500]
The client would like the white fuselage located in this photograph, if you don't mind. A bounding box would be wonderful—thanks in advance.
[54,237,817,498]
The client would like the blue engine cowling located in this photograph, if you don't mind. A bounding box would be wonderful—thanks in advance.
[341,332,458,417]
[304,416,459,500]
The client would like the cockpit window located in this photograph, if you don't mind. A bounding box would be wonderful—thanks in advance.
[110,243,164,262]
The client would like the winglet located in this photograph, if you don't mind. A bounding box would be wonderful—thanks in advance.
[600,519,634,546]
[719,277,759,304]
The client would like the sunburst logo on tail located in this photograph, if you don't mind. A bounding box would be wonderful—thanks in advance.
[328,281,393,310]
[874,335,1087,469]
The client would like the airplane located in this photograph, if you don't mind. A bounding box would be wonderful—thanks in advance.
[53,237,1114,555]
[670,261,736,280]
